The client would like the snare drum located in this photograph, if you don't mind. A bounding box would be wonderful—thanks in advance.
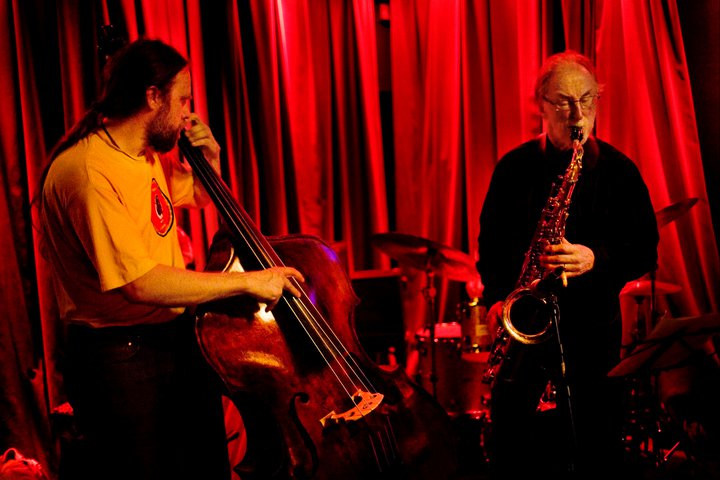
[415,322,491,417]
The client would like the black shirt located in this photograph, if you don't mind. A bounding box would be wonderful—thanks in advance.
[478,134,659,372]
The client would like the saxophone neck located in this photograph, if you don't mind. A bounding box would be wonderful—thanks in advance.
[567,128,584,179]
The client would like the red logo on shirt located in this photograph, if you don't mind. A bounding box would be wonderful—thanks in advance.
[150,179,174,236]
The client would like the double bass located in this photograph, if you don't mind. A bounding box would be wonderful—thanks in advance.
[178,135,458,479]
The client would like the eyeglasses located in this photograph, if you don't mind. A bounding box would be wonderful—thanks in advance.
[543,94,600,113]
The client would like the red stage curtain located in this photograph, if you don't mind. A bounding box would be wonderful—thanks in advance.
[391,0,547,359]
[595,0,719,315]
[391,0,719,362]
[0,0,56,474]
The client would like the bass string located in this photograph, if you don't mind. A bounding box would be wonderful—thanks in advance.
[178,139,361,391]
[180,142,402,467]
[282,295,380,396]
[359,401,401,471]
[178,137,379,400]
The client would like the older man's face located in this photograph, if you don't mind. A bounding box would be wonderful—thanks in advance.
[540,63,599,151]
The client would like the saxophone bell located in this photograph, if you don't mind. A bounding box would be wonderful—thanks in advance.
[501,288,556,344]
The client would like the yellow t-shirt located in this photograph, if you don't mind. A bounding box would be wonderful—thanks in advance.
[41,132,202,327]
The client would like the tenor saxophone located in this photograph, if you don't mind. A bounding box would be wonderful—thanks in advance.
[483,127,584,386]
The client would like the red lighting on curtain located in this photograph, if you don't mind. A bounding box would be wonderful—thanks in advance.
[0,1,716,477]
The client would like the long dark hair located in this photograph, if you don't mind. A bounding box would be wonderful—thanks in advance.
[47,38,188,163]
[34,38,188,255]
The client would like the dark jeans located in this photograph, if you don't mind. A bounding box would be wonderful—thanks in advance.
[62,315,230,480]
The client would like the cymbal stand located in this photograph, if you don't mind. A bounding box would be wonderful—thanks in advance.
[649,266,659,333]
[623,289,655,458]
[630,267,659,343]
[421,253,439,400]
[647,265,669,463]
[624,265,670,464]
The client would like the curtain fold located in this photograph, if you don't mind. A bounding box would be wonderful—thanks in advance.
[487,0,543,154]
[2,0,57,474]
[461,0,497,263]
[391,0,546,374]
[351,0,390,268]
[595,0,720,315]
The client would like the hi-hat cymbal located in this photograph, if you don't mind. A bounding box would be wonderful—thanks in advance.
[655,198,699,228]
[621,280,682,297]
[371,232,478,282]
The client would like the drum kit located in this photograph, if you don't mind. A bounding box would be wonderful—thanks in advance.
[610,197,720,465]
[371,232,491,419]
[369,197,716,471]
[370,198,709,420]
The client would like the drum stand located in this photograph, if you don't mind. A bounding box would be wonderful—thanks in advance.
[621,266,678,466]
[622,306,659,463]
[421,264,439,400]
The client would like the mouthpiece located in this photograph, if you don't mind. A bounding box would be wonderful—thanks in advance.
[569,126,583,142]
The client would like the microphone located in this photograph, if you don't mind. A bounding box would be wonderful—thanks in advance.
[529,266,566,298]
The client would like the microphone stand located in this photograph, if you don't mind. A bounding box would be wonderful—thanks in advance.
[549,296,578,474]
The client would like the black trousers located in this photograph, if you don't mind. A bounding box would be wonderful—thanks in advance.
[487,342,625,479]
[62,315,230,480]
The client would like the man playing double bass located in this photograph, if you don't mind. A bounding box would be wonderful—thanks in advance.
[39,38,304,479]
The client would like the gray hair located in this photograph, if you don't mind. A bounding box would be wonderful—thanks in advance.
[534,50,602,105]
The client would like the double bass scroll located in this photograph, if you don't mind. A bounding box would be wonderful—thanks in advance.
[177,133,458,479]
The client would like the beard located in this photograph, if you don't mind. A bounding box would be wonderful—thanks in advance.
[146,104,181,153]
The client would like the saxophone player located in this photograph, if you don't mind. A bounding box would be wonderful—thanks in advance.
[478,51,659,478]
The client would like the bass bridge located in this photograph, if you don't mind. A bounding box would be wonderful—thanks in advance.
[320,390,384,428]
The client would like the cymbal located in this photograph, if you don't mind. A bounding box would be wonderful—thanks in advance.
[620,280,682,297]
[371,232,478,282]
[609,313,720,377]
[655,197,699,228]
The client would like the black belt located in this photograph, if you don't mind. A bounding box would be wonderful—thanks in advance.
[66,314,194,346]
